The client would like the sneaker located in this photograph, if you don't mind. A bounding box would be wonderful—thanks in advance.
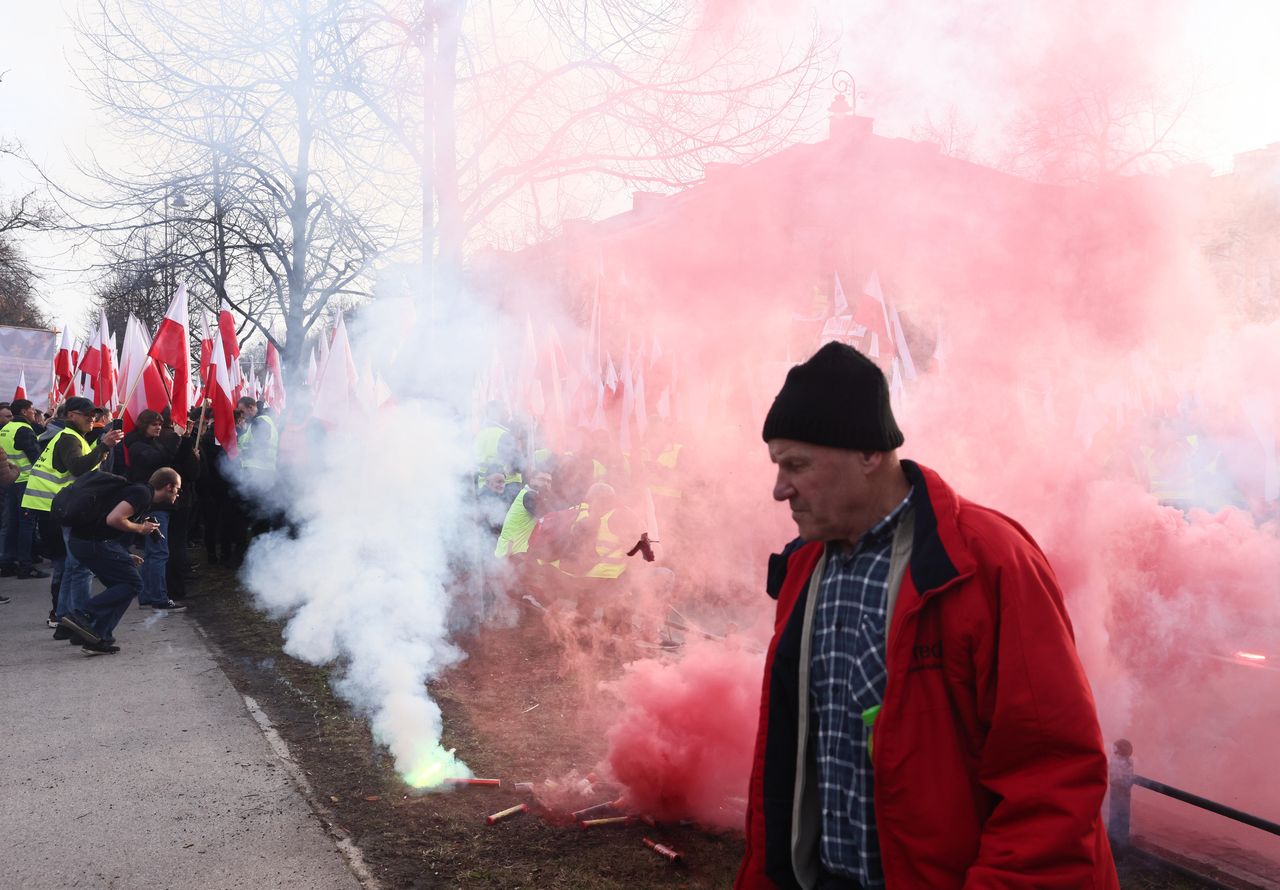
[81,640,120,656]
[17,568,50,580]
[46,614,59,629]
[52,626,73,641]
[0,595,10,605]
[151,600,187,612]
[59,612,102,646]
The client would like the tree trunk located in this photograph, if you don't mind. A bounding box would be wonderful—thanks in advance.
[434,0,464,282]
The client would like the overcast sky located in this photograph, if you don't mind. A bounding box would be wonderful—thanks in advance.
[3,0,1280,339]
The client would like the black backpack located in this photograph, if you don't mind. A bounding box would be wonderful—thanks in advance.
[51,472,131,528]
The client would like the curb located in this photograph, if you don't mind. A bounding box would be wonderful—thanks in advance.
[190,622,381,890]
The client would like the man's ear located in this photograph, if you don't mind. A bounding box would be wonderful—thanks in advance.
[856,451,884,474]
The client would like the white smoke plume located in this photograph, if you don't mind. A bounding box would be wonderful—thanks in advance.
[240,290,503,789]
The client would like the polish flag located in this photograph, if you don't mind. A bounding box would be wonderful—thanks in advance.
[197,311,216,406]
[217,301,243,398]
[854,272,896,363]
[265,341,286,410]
[78,322,103,383]
[118,314,172,432]
[70,343,82,397]
[305,347,318,389]
[208,328,238,458]
[54,324,76,400]
[98,312,118,411]
[147,284,192,426]
[13,370,27,402]
[311,314,358,428]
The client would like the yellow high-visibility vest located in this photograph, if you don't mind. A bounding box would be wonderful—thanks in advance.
[21,427,94,512]
[475,424,521,489]
[584,510,629,579]
[495,487,538,557]
[0,421,34,484]
[242,415,279,472]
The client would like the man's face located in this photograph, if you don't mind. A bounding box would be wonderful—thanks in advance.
[0,407,11,423]
[156,481,182,506]
[241,402,258,419]
[19,406,38,423]
[768,438,873,543]
[66,409,94,434]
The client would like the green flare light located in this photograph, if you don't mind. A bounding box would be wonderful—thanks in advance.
[403,743,465,790]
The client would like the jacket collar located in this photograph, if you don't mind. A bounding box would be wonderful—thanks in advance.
[901,460,977,596]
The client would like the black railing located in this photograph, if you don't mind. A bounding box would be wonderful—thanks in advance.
[1108,736,1280,890]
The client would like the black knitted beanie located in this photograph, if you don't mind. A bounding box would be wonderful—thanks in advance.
[761,341,905,451]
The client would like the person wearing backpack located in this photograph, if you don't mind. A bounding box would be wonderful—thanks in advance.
[23,397,123,630]
[58,468,183,655]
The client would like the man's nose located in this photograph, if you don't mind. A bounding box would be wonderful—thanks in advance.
[773,474,795,502]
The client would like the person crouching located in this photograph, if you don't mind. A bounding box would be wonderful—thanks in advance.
[59,468,183,655]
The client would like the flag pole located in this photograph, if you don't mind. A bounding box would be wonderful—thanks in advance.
[194,362,214,454]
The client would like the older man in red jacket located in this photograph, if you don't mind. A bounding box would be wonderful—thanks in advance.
[737,342,1118,890]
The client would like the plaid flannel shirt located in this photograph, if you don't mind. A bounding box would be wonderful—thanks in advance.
[809,491,912,888]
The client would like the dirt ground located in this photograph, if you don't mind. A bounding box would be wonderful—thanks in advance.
[186,563,1218,890]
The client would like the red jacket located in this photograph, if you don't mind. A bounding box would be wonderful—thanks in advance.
[737,461,1118,890]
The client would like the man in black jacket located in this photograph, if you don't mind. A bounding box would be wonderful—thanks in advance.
[60,468,182,654]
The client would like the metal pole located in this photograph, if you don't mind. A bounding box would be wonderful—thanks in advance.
[1108,738,1134,851]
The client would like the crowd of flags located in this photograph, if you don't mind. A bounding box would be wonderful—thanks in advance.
[26,285,293,460]
[18,269,919,467]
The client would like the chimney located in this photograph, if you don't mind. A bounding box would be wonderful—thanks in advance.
[829,114,874,143]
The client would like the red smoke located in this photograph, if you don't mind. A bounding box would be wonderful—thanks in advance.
[480,1,1280,863]
[602,641,763,828]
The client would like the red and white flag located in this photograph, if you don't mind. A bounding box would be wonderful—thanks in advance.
[99,313,119,411]
[311,314,358,428]
[208,328,238,458]
[854,272,896,363]
[217,301,243,399]
[119,314,172,432]
[54,325,76,401]
[12,370,27,402]
[265,341,286,410]
[148,283,192,427]
[305,347,318,389]
[196,311,216,406]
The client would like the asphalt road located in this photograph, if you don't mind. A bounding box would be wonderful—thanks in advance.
[0,569,362,890]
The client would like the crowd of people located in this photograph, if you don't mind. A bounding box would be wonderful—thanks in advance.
[0,394,282,655]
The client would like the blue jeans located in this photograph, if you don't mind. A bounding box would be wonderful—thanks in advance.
[55,526,94,618]
[139,511,170,605]
[70,537,143,642]
[1,482,37,569]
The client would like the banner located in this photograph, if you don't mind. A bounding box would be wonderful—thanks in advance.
[0,324,57,408]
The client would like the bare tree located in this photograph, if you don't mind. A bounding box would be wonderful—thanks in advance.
[1002,67,1195,184]
[70,0,829,360]
[330,0,828,282]
[0,140,55,328]
[72,0,392,373]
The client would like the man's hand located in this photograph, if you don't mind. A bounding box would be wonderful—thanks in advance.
[101,429,124,449]
[139,519,161,536]
[130,553,144,567]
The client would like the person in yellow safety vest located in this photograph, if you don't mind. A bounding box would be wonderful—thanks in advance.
[241,408,280,474]
[235,396,259,454]
[24,397,124,627]
[495,471,554,558]
[561,483,645,580]
[1,399,48,579]
[475,401,522,492]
